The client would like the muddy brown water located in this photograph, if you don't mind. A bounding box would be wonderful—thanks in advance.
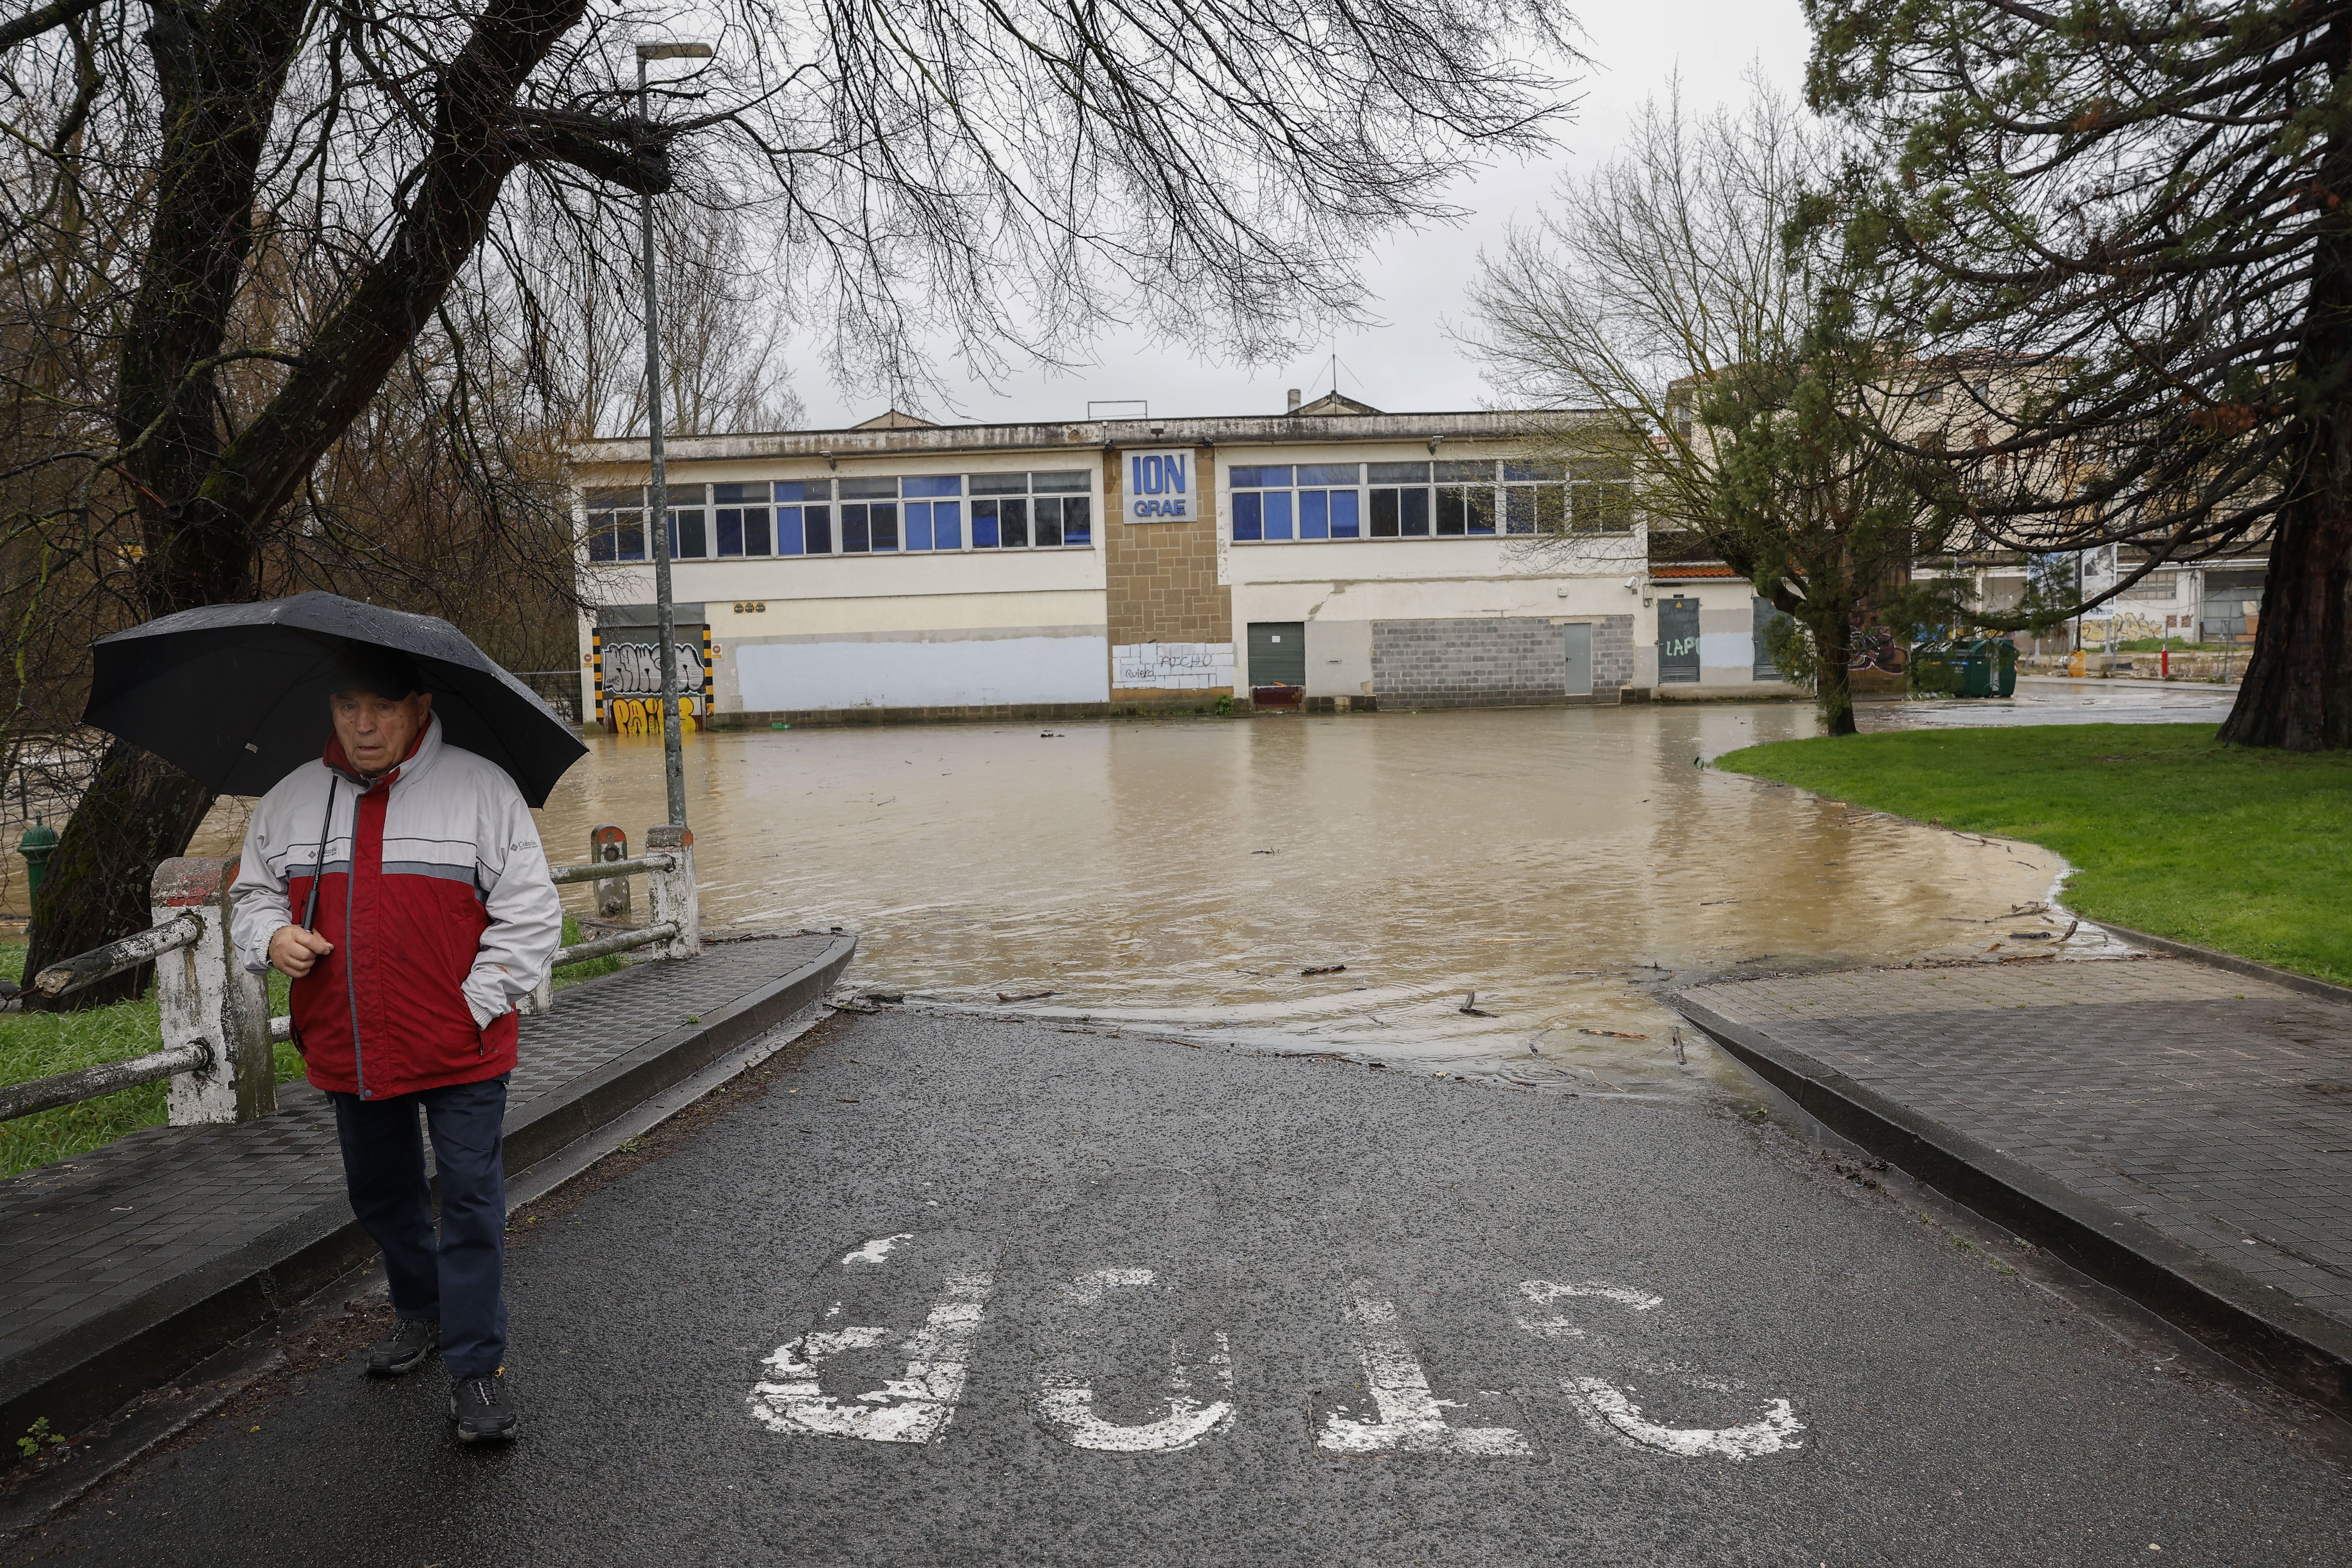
[385,703,2080,1098]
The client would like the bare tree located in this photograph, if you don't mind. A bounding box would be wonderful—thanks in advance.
[1462,83,1967,733]
[0,0,1575,995]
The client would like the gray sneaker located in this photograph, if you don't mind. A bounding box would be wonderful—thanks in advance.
[449,1370,521,1444]
[364,1318,439,1376]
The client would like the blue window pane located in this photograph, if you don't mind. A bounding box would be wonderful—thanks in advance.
[805,505,833,554]
[934,501,962,549]
[1299,490,1330,539]
[777,506,805,555]
[1264,491,1294,540]
[1298,463,1359,486]
[905,500,933,551]
[744,507,771,555]
[902,475,962,498]
[842,504,870,552]
[1330,490,1360,538]
[871,503,899,551]
[588,517,617,562]
[1232,492,1262,541]
[1401,488,1430,536]
[717,508,745,557]
[1467,488,1497,535]
[776,480,829,503]
[1229,465,1293,489]
[1062,497,1090,546]
[617,517,645,560]
[973,499,1001,548]
[669,509,707,558]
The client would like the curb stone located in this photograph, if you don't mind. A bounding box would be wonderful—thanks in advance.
[1672,992,2352,1423]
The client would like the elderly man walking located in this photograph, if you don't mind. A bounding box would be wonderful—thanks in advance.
[229,648,562,1443]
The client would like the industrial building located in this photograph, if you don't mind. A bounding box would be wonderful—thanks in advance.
[567,394,1806,726]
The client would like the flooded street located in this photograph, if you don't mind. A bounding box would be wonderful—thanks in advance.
[511,704,2076,1096]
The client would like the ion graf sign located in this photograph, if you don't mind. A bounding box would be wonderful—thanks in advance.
[1124,450,1195,523]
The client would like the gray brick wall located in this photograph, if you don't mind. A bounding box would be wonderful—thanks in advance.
[1369,615,1634,707]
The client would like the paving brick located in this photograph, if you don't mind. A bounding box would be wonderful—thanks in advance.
[1686,956,2352,1330]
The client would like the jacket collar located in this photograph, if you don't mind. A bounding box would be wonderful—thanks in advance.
[323,712,442,791]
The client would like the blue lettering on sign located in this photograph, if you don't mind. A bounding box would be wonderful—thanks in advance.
[1129,452,1191,519]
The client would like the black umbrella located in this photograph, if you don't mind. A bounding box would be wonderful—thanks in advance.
[84,592,587,805]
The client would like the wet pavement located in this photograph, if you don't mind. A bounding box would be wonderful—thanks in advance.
[19,1008,2349,1568]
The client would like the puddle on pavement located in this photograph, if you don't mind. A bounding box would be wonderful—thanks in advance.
[309,704,2098,1100]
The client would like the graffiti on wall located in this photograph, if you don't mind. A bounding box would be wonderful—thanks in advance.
[603,638,706,701]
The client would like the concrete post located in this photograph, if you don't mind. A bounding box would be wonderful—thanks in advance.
[590,824,631,918]
[644,824,701,960]
[152,857,275,1126]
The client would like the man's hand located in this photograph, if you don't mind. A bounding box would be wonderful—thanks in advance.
[269,924,334,979]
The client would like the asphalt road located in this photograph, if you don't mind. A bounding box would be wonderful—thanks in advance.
[16,1010,2349,1567]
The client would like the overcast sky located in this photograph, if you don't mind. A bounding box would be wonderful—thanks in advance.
[786,2,1812,430]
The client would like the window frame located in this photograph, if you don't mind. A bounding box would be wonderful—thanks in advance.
[578,471,1093,563]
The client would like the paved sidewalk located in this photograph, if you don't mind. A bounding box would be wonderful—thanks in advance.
[0,931,853,1448]
[1676,955,2352,1413]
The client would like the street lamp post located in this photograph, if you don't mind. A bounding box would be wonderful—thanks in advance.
[636,40,712,831]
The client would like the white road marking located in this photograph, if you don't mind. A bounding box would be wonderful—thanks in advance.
[1036,1267,1236,1453]
[1563,1378,1805,1460]
[1317,1296,1534,1457]
[748,1268,994,1444]
[842,1233,913,1265]
[1515,1280,1662,1338]
[1059,1265,1156,1305]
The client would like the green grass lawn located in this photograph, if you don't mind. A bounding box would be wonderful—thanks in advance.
[2,914,624,1178]
[1715,723,2352,987]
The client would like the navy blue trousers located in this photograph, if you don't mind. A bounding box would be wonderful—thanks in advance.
[330,1075,510,1379]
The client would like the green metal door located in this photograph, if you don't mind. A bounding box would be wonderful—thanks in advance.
[1658,597,1700,683]
[1249,622,1307,687]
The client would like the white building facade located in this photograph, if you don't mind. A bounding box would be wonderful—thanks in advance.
[568,396,1802,727]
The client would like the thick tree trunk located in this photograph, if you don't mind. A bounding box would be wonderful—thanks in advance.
[20,744,217,1008]
[2221,482,2352,750]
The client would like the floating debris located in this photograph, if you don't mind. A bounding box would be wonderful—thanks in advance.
[1577,1027,1648,1040]
[1459,991,1495,1017]
[1301,963,1347,976]
[997,989,1056,1003]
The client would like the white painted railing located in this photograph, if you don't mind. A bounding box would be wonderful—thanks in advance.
[5,824,701,1124]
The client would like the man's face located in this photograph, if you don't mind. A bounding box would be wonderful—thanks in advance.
[330,690,431,776]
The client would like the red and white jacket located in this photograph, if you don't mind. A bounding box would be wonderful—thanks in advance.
[228,715,564,1100]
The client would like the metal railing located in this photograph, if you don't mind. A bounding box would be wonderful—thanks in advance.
[4,822,701,1125]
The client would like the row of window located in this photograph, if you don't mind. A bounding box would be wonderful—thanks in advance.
[584,474,1093,562]
[580,462,1636,561]
[1228,461,1633,541]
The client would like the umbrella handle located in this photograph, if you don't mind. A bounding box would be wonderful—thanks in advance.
[298,776,337,933]
[285,775,338,1061]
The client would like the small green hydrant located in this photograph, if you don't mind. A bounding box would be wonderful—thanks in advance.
[17,821,58,897]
